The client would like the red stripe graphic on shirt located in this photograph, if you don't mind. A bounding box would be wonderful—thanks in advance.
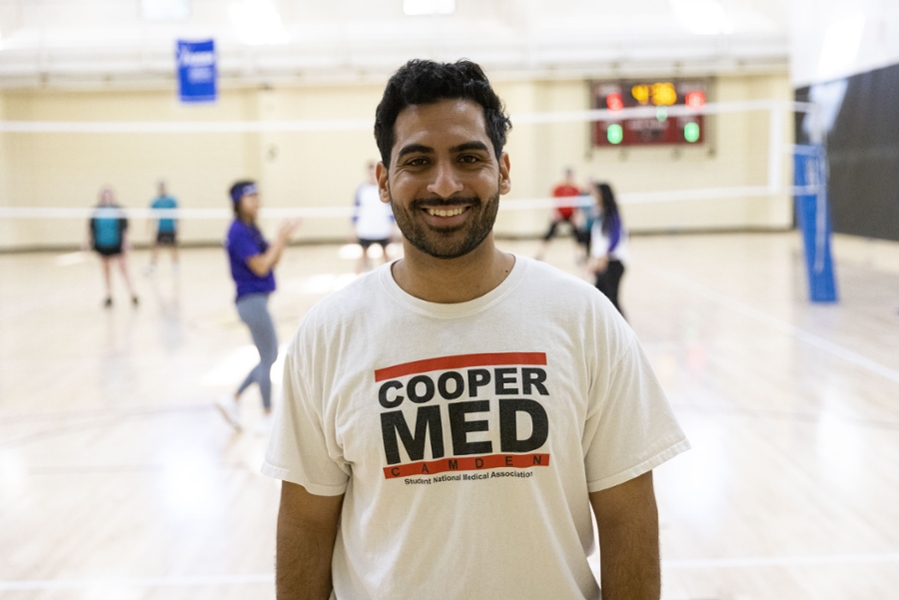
[383,453,550,479]
[374,352,547,382]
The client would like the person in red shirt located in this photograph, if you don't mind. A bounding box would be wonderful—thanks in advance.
[536,168,586,260]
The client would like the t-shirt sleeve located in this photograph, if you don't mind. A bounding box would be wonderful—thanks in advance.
[228,225,262,264]
[582,326,689,492]
[261,334,350,496]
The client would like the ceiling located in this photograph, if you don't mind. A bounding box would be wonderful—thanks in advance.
[0,0,790,89]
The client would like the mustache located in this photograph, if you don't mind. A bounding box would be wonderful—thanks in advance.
[409,197,481,209]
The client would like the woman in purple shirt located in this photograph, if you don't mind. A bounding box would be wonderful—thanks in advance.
[217,180,300,432]
[589,182,628,318]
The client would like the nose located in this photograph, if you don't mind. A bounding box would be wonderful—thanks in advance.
[426,160,464,198]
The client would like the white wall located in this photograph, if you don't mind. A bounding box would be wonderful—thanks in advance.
[791,0,899,86]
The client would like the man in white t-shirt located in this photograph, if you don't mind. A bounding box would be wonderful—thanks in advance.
[263,59,689,600]
[352,161,395,273]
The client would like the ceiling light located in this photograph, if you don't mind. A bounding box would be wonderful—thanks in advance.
[404,0,456,16]
[816,14,865,82]
[229,0,289,45]
[669,0,733,36]
[141,0,190,20]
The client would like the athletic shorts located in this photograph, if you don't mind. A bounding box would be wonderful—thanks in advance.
[156,231,177,246]
[94,244,122,257]
[358,237,389,250]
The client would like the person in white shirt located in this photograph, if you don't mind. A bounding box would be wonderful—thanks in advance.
[263,59,688,600]
[352,161,395,273]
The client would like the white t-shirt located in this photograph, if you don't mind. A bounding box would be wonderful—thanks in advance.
[262,256,689,600]
[590,218,628,263]
[353,183,394,240]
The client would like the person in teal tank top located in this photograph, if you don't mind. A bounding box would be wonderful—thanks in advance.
[145,180,179,275]
[85,186,138,308]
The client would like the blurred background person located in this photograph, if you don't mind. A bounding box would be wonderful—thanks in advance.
[590,182,628,317]
[217,180,300,433]
[145,180,179,275]
[536,167,586,261]
[352,160,395,273]
[85,186,138,308]
[578,177,600,261]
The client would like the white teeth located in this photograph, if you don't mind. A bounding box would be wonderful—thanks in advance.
[426,207,466,217]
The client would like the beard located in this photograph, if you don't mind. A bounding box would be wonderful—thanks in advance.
[389,191,500,260]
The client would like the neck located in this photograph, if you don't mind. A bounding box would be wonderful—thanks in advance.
[391,234,515,303]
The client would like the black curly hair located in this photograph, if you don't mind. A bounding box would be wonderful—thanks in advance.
[374,59,512,167]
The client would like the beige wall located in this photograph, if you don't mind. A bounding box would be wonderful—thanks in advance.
[0,71,793,250]
[494,73,795,237]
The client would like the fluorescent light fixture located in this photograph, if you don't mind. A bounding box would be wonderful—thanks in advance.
[229,0,289,45]
[816,14,865,82]
[141,0,190,20]
[404,0,456,16]
[669,0,733,35]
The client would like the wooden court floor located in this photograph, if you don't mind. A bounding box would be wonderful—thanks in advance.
[1,231,898,599]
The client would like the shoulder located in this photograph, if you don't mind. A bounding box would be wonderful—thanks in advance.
[516,256,599,300]
[226,219,247,239]
[515,256,635,347]
[289,268,386,354]
[303,268,384,326]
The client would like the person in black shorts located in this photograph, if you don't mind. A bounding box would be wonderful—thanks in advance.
[358,236,389,253]
[352,161,395,273]
[145,181,179,275]
[85,186,139,307]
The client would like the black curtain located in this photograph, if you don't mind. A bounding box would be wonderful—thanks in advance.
[796,62,899,242]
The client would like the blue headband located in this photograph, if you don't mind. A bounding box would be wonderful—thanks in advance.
[231,183,258,203]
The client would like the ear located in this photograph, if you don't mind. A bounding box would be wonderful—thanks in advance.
[498,153,511,195]
[376,162,391,204]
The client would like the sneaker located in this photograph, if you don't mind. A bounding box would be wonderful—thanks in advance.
[215,395,242,431]
[256,413,273,435]
[103,297,112,308]
[131,295,139,306]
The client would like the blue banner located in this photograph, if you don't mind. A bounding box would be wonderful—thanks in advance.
[794,144,838,303]
[176,39,217,103]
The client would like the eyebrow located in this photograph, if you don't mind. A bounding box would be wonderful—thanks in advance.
[396,141,491,160]
[397,144,434,159]
[451,141,491,154]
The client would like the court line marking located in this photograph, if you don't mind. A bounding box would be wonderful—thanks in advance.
[670,402,899,431]
[3,553,898,590]
[638,261,899,387]
[0,574,273,591]
[664,553,899,569]
[0,403,220,449]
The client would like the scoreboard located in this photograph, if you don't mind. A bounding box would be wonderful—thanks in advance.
[591,79,709,146]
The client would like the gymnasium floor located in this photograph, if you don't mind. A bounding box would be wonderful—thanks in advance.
[1,231,898,599]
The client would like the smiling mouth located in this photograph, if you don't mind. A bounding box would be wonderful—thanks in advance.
[425,206,468,217]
